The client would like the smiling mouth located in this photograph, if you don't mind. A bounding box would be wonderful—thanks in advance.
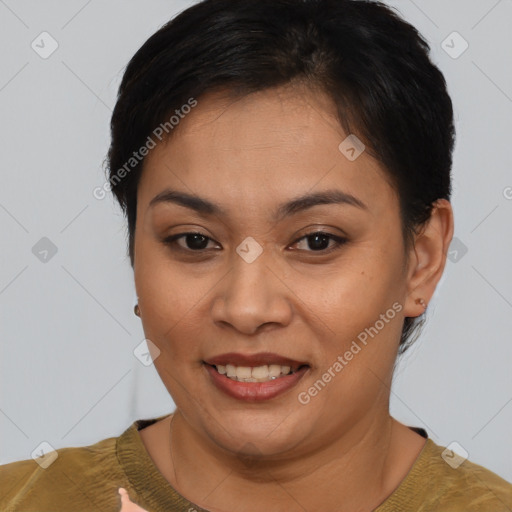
[205,363,309,383]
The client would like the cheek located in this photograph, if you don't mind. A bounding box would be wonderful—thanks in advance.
[134,248,209,402]
[134,240,210,357]
[293,268,404,431]
[289,241,405,392]
[290,243,403,336]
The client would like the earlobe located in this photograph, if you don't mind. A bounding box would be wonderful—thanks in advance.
[403,199,454,317]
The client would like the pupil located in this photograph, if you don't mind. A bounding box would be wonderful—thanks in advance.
[187,234,208,250]
[308,233,329,251]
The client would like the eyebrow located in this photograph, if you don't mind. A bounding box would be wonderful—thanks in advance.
[148,188,368,220]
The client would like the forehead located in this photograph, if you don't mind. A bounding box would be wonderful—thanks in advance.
[137,85,398,220]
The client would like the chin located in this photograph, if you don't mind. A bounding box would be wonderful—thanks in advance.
[204,408,309,457]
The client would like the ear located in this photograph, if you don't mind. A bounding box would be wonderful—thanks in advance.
[403,199,454,317]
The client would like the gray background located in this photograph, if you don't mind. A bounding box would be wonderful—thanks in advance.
[1,0,511,483]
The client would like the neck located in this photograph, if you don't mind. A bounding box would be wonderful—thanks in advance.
[166,408,417,512]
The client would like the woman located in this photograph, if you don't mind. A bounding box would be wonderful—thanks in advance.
[1,0,511,510]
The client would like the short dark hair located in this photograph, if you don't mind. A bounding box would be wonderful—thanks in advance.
[106,0,455,354]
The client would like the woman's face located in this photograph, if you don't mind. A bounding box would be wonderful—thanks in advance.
[134,85,420,457]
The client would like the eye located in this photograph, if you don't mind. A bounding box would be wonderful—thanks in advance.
[290,231,347,253]
[163,232,220,252]
[162,230,347,255]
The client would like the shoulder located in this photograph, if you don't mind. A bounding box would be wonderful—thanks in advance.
[0,431,125,512]
[379,438,512,511]
[427,440,512,509]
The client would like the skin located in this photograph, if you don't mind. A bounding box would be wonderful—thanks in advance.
[134,83,454,512]
[118,488,149,511]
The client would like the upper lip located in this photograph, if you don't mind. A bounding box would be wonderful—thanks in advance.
[204,352,309,371]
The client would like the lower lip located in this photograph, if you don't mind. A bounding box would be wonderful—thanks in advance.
[204,364,309,402]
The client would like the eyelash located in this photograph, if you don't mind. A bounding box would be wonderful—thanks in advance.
[162,231,348,255]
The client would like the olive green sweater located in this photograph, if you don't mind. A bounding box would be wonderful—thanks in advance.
[1,414,511,511]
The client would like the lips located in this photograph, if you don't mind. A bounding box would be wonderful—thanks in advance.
[204,363,310,401]
[203,352,309,372]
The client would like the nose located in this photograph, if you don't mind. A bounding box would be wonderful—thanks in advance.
[210,249,293,335]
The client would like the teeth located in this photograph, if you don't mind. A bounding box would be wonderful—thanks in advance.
[236,366,252,379]
[226,364,237,378]
[214,364,297,382]
[252,365,271,379]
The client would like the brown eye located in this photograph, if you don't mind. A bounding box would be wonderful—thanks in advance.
[163,232,220,251]
[291,231,347,253]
